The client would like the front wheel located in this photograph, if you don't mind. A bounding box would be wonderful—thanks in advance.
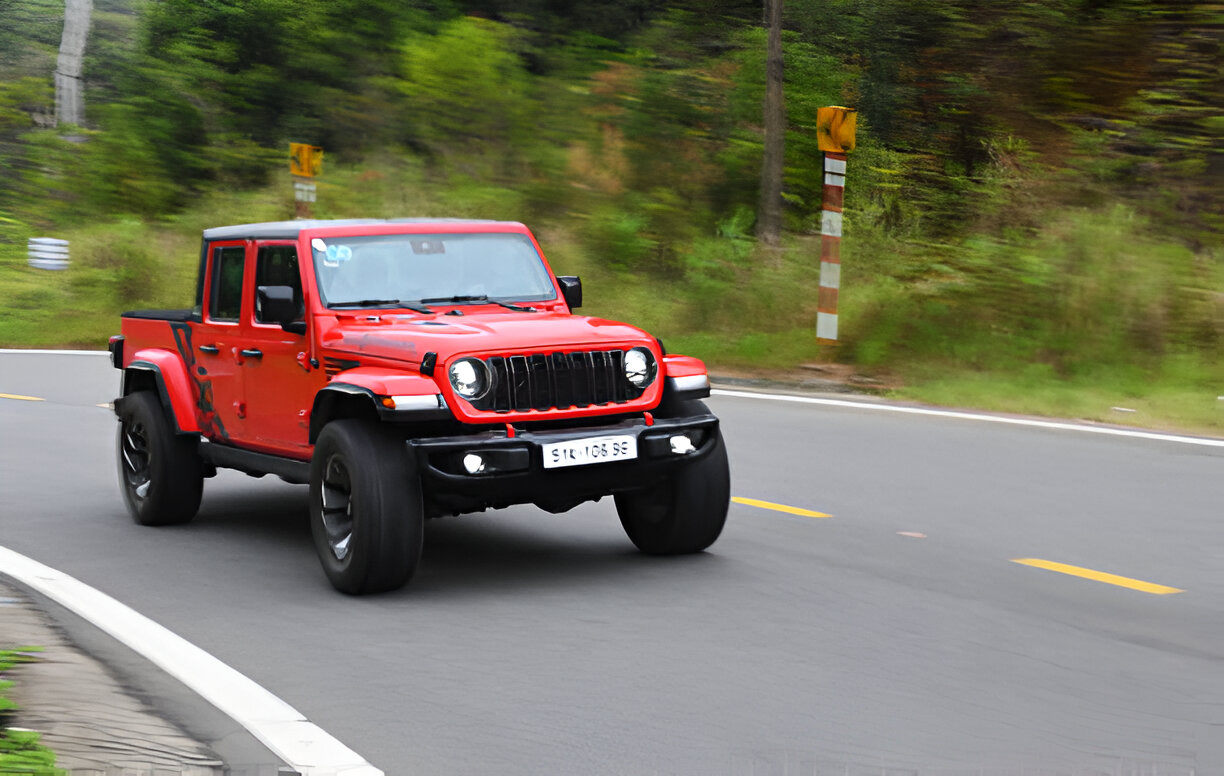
[309,420,424,595]
[614,428,730,555]
[115,390,203,526]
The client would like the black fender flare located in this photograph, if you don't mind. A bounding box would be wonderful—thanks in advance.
[118,360,200,434]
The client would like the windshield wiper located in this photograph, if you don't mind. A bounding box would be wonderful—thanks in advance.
[419,294,489,305]
[330,299,433,314]
[418,294,535,312]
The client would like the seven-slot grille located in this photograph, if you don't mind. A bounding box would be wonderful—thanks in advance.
[469,349,644,412]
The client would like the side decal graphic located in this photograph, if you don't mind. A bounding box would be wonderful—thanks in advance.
[170,321,229,440]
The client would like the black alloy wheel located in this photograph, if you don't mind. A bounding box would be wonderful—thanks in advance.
[309,420,424,595]
[115,390,204,526]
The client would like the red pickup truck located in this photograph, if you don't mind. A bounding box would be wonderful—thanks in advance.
[109,219,729,593]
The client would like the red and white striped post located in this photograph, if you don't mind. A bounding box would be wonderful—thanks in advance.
[814,106,855,344]
[816,152,846,343]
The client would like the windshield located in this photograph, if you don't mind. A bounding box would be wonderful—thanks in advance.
[310,232,557,309]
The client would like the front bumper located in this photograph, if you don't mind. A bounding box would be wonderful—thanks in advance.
[409,413,719,516]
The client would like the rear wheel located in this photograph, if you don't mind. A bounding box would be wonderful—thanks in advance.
[309,420,424,594]
[115,390,203,526]
[615,422,730,555]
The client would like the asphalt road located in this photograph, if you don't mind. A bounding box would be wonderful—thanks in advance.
[2,351,1223,775]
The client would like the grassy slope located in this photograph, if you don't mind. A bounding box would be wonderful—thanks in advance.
[1,155,1220,436]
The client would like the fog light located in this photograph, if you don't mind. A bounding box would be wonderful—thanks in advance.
[669,435,695,455]
[462,453,486,474]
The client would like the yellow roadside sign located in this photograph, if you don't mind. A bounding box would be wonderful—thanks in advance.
[816,107,856,153]
[289,143,323,177]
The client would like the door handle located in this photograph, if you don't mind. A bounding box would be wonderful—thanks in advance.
[240,348,263,359]
[199,345,219,354]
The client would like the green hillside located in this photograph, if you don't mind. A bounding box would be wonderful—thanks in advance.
[0,0,1220,432]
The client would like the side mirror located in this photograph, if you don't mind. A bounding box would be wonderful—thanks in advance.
[557,276,582,310]
[257,285,305,334]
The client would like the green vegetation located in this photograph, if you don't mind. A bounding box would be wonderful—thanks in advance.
[0,0,1220,434]
[0,648,62,776]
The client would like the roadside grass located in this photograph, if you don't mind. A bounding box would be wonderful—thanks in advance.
[888,357,1224,435]
[0,648,63,776]
[0,220,197,348]
[670,330,825,370]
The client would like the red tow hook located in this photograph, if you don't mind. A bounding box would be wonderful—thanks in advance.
[505,423,516,439]
[643,412,654,427]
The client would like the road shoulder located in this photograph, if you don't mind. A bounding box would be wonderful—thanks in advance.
[1,578,228,775]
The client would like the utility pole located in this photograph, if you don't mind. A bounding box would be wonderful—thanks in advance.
[756,0,784,247]
[54,0,93,127]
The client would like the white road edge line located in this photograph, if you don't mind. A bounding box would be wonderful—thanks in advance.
[0,349,107,356]
[0,546,383,776]
[710,388,1224,448]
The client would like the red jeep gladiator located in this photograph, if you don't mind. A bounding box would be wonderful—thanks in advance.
[109,219,729,593]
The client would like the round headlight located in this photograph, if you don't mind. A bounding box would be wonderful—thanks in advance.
[448,358,491,400]
[624,347,656,388]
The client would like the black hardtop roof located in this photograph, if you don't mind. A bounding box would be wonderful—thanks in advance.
[202,218,519,242]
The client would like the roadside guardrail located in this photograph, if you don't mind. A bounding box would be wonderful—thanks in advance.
[28,237,69,270]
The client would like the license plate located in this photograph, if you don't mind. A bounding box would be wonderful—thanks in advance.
[542,435,637,469]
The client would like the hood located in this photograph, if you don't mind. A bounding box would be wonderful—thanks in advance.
[318,310,655,365]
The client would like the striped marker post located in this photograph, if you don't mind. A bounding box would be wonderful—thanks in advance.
[816,153,846,343]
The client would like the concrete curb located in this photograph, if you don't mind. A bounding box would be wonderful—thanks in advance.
[0,548,382,776]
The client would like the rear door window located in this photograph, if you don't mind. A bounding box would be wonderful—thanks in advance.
[209,245,246,322]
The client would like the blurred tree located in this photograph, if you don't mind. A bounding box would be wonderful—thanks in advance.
[1086,2,1224,238]
[398,16,532,162]
[135,0,442,155]
[456,0,653,39]
[756,0,783,246]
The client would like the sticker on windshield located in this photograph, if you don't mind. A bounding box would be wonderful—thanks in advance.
[320,243,352,268]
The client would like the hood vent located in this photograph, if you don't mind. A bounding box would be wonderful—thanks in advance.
[323,356,362,377]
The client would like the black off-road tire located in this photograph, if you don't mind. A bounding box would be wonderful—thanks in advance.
[614,418,730,555]
[116,390,204,526]
[309,420,424,595]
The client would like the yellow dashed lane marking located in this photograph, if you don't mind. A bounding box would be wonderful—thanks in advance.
[0,393,45,402]
[732,497,831,518]
[1012,558,1183,595]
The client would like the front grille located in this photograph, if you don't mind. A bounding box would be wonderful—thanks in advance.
[471,349,641,412]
